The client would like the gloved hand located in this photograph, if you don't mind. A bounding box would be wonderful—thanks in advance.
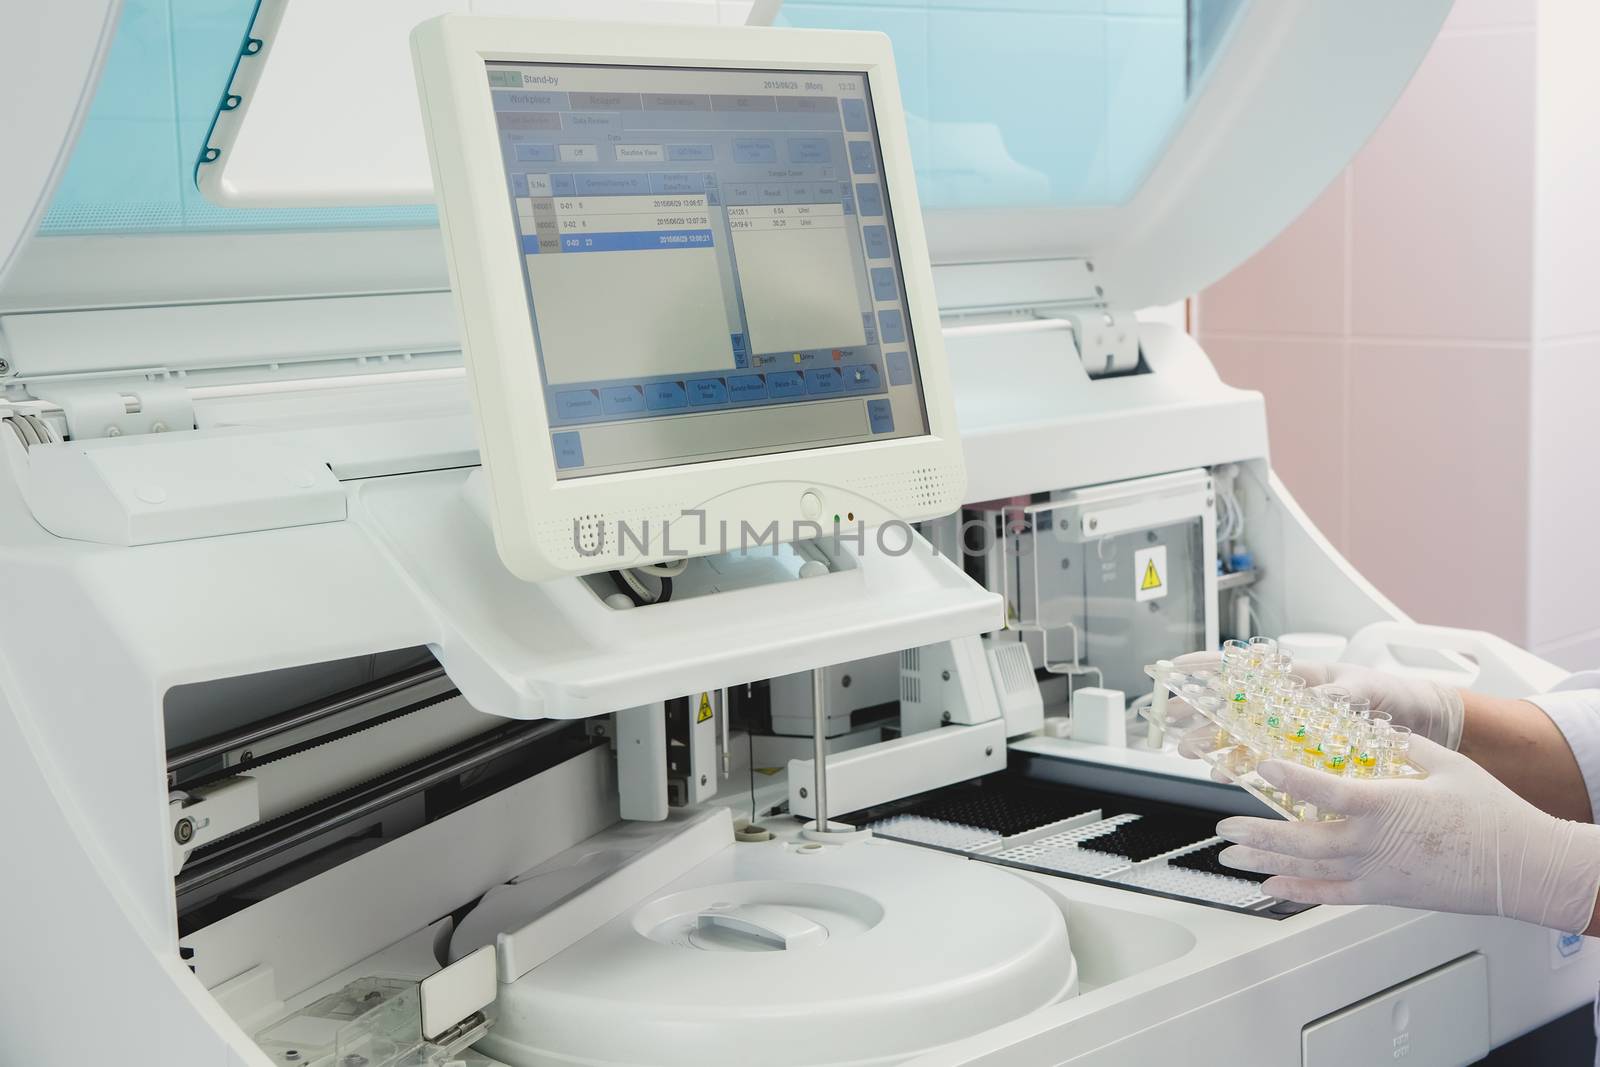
[1164,652,1465,751]
[1217,736,1600,933]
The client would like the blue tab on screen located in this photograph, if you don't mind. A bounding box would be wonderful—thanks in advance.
[856,183,884,217]
[767,371,805,400]
[733,139,778,163]
[867,399,894,434]
[645,381,688,410]
[666,144,714,161]
[514,144,558,162]
[788,138,831,163]
[841,98,869,132]
[650,172,707,194]
[551,173,577,196]
[877,310,906,344]
[871,267,897,301]
[844,364,883,394]
[554,389,603,419]
[552,431,585,468]
[805,368,843,395]
[687,378,728,407]
[600,385,646,415]
[512,174,530,197]
[575,172,651,196]
[885,351,913,387]
[848,140,878,175]
[863,225,891,259]
[728,374,767,404]
[559,229,714,252]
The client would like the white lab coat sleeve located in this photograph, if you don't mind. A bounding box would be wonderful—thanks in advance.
[1526,671,1600,824]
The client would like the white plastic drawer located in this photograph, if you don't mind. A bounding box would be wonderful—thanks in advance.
[1302,953,1489,1067]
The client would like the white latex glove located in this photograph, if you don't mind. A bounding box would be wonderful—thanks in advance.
[1166,651,1465,750]
[1216,736,1600,933]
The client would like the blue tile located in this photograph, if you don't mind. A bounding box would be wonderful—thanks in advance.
[552,431,585,469]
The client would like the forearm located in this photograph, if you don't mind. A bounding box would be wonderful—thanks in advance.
[1458,691,1594,823]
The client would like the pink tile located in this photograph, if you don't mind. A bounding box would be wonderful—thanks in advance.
[1198,173,1348,338]
[1444,0,1534,31]
[1204,336,1349,548]
[1349,30,1535,342]
[1345,342,1530,641]
[1527,338,1600,646]
[1533,4,1600,341]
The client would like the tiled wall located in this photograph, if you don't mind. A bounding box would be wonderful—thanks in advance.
[1198,1,1600,670]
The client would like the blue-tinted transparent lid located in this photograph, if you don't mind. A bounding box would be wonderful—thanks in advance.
[20,0,1453,313]
[780,0,1245,212]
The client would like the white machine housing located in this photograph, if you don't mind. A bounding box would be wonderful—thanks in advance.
[6,1,1600,1066]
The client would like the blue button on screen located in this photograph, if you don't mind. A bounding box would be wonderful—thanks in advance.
[553,431,585,468]
[848,140,877,175]
[806,368,843,395]
[863,225,891,259]
[885,351,913,387]
[841,98,869,132]
[877,309,906,344]
[687,378,728,406]
[855,184,884,217]
[871,267,897,302]
[867,399,894,434]
[767,371,805,399]
[514,144,557,163]
[645,381,688,410]
[843,364,882,394]
[788,138,831,163]
[555,389,603,420]
[733,139,777,163]
[600,386,645,415]
[551,173,576,196]
[729,374,767,404]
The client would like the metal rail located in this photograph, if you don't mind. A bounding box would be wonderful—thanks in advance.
[175,718,571,896]
[167,664,450,775]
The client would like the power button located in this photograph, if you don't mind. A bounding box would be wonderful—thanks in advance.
[800,490,823,519]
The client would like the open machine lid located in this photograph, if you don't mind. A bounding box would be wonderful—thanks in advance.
[0,1,122,289]
[2,0,1452,361]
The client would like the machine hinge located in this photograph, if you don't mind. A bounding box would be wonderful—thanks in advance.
[28,376,196,441]
[1060,306,1142,378]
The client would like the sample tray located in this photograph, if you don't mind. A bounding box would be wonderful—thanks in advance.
[1146,662,1428,822]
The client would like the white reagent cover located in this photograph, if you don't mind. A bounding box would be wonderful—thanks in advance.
[453,839,1078,1066]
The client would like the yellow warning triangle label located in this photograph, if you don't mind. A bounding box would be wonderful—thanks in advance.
[1140,559,1163,592]
[697,693,714,723]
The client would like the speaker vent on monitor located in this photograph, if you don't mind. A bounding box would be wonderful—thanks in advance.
[848,466,954,516]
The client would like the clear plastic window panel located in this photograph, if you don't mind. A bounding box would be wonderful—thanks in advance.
[778,0,1249,209]
[41,0,435,235]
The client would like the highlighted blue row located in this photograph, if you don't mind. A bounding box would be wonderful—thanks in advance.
[550,364,888,424]
[524,229,716,254]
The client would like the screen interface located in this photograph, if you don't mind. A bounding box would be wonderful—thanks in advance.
[485,61,931,479]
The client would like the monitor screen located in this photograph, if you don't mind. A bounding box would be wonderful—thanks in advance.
[484,61,932,480]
